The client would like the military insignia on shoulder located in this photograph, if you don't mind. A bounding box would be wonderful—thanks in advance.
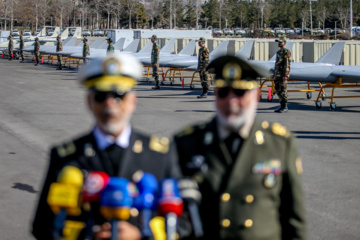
[132,140,143,153]
[57,141,76,158]
[84,143,95,157]
[295,156,303,175]
[177,126,194,137]
[255,131,265,145]
[149,136,169,154]
[271,123,288,137]
[261,121,269,129]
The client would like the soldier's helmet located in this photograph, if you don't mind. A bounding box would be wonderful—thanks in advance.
[207,56,263,91]
[78,53,143,94]
[35,37,39,40]
[199,37,206,42]
[83,37,88,42]
[151,35,157,40]
[275,36,287,43]
[57,35,61,39]
[107,37,113,42]
[8,35,12,39]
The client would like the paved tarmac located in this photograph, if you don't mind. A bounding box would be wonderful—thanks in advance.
[0,56,359,239]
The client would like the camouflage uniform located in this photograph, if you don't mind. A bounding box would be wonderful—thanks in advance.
[83,41,90,63]
[274,48,291,104]
[198,45,210,94]
[8,37,13,60]
[19,37,25,62]
[34,40,40,65]
[106,43,114,55]
[151,40,160,84]
[56,38,63,68]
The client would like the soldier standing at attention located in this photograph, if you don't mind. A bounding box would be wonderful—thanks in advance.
[19,35,25,63]
[151,35,161,90]
[56,35,63,70]
[274,37,291,113]
[82,37,90,64]
[175,56,306,240]
[34,37,40,66]
[197,37,210,98]
[106,37,114,55]
[8,35,13,61]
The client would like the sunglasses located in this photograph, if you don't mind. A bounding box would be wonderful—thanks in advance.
[93,91,126,103]
[217,87,247,98]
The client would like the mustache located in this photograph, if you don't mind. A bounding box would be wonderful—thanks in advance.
[101,107,119,116]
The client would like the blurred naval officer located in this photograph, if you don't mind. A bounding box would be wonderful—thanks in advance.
[175,56,306,240]
[32,53,182,240]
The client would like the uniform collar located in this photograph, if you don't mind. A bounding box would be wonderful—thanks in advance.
[216,115,255,140]
[93,125,132,150]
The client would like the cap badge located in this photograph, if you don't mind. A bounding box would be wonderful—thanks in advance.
[102,57,121,75]
[223,62,242,80]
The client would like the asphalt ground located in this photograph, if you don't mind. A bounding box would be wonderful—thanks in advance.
[0,56,359,239]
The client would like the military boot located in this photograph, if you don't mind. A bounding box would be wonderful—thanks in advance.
[152,81,160,90]
[275,103,288,113]
[57,65,62,70]
[197,91,208,98]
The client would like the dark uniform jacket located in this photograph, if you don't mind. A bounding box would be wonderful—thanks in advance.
[174,117,306,240]
[32,129,181,240]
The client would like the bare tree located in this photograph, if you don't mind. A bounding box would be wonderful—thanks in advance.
[218,0,224,29]
[254,0,271,29]
[2,0,11,30]
[145,0,161,29]
[101,0,114,29]
[316,6,329,30]
[39,0,51,27]
[113,0,124,29]
[124,0,137,29]
[53,0,72,29]
[335,7,349,29]
[300,9,308,29]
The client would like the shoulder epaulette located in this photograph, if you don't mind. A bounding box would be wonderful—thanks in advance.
[269,122,291,138]
[56,141,76,158]
[149,136,169,154]
[176,122,207,138]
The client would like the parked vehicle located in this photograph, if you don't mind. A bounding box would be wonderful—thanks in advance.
[213,28,223,36]
[223,28,234,36]
[82,29,91,37]
[70,29,76,36]
[93,29,104,37]
[235,28,246,36]
[23,29,32,36]
[12,29,20,37]
[34,30,41,35]
[47,29,54,36]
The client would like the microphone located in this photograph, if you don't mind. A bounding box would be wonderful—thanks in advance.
[100,177,134,240]
[47,166,84,239]
[178,178,204,239]
[133,171,158,239]
[82,171,110,239]
[158,178,183,240]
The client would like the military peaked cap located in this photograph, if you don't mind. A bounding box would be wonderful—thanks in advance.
[207,56,260,90]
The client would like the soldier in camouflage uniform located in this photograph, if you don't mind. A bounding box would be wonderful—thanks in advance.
[19,35,25,63]
[197,37,210,98]
[151,35,161,89]
[8,35,13,61]
[34,37,40,66]
[56,36,63,70]
[175,56,306,240]
[82,37,90,64]
[106,37,114,55]
[274,37,291,113]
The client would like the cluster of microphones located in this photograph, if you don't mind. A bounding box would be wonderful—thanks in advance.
[47,166,203,240]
